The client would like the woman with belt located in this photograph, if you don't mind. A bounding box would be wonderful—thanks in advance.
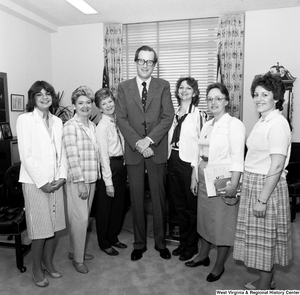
[234,73,292,290]
[17,81,67,287]
[94,88,127,256]
[167,77,207,261]
[188,82,245,283]
[63,86,100,274]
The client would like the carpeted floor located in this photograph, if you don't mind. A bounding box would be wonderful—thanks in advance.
[1,208,300,295]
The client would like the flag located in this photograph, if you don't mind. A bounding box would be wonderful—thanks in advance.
[102,56,109,89]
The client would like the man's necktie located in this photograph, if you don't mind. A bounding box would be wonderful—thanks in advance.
[141,82,147,112]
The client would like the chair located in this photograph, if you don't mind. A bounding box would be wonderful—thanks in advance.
[286,161,300,222]
[0,163,31,272]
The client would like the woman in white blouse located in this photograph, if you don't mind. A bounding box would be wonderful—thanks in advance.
[17,81,67,287]
[188,82,245,283]
[94,88,127,256]
[234,73,292,290]
[167,77,208,262]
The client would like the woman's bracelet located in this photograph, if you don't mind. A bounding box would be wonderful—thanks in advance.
[257,199,267,205]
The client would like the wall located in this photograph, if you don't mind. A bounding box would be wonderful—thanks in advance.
[1,7,300,141]
[243,7,300,142]
[51,24,104,107]
[0,10,52,136]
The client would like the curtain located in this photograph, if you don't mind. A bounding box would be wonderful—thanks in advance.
[103,24,123,97]
[217,14,244,119]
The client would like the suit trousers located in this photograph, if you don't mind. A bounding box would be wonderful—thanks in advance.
[95,158,127,249]
[127,158,167,249]
[167,150,198,252]
[65,181,95,263]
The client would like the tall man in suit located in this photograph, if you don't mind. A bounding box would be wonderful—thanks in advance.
[116,45,174,261]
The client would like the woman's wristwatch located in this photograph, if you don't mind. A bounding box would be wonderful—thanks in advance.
[257,199,267,205]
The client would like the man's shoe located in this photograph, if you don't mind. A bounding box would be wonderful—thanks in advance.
[72,261,89,274]
[172,244,185,256]
[68,252,94,260]
[101,247,119,256]
[112,242,127,249]
[131,247,147,261]
[179,249,198,261]
[154,246,171,260]
[185,257,210,267]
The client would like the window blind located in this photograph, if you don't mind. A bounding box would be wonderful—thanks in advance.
[122,18,219,111]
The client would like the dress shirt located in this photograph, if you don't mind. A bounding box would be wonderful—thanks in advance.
[136,76,152,98]
[135,76,154,144]
[245,110,291,178]
[96,114,124,186]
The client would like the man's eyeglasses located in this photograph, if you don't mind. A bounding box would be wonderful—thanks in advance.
[205,96,226,103]
[137,59,155,67]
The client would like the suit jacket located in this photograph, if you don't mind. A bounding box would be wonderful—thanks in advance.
[17,108,67,188]
[63,114,100,183]
[115,76,174,165]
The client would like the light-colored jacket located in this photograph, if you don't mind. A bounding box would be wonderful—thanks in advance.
[63,114,100,183]
[17,109,67,188]
[199,113,245,172]
[168,106,207,163]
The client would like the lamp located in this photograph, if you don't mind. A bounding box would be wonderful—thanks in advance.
[269,62,296,90]
[269,62,296,131]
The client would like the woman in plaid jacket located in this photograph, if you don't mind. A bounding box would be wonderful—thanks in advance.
[63,86,100,274]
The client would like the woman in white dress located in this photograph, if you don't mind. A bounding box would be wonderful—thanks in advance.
[188,82,245,283]
[17,81,67,287]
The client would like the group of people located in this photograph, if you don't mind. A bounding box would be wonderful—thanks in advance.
[16,45,292,290]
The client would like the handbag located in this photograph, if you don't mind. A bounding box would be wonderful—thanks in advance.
[214,178,241,206]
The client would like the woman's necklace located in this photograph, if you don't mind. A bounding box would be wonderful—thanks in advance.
[204,127,212,139]
[203,121,214,139]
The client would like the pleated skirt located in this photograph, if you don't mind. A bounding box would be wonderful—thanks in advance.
[197,160,239,246]
[233,171,292,271]
[22,183,66,240]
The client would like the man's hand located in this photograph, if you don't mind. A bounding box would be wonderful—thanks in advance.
[143,147,154,158]
[136,138,151,154]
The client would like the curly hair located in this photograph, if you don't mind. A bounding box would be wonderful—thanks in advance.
[206,82,230,111]
[175,77,200,106]
[26,81,58,113]
[94,88,115,109]
[250,72,286,111]
[71,85,94,105]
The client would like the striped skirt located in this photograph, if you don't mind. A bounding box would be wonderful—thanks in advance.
[22,183,66,240]
[233,171,292,271]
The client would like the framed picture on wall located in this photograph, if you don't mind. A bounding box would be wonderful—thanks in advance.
[0,122,13,139]
[11,94,24,111]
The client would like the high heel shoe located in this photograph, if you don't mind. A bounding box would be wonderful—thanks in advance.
[185,257,210,267]
[32,272,49,287]
[206,268,225,282]
[244,279,277,290]
[41,262,63,278]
